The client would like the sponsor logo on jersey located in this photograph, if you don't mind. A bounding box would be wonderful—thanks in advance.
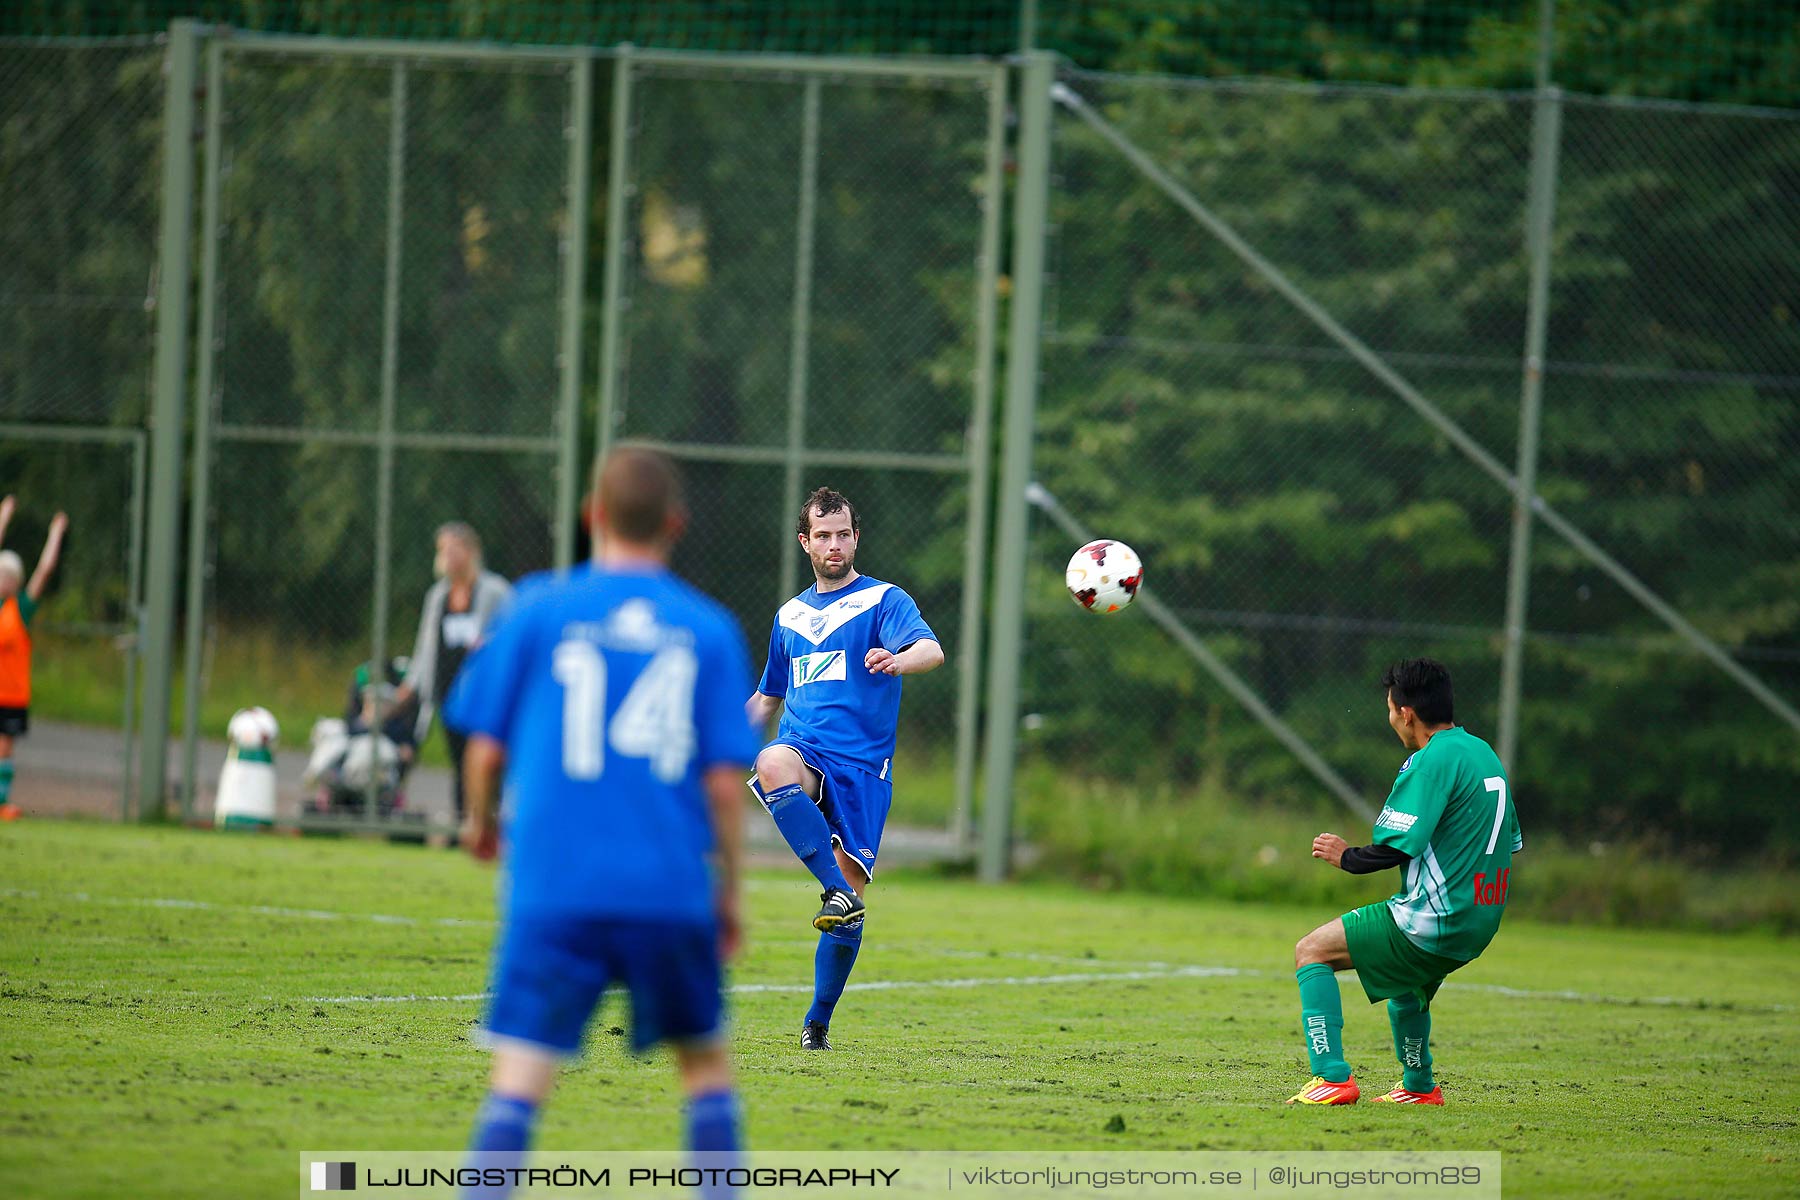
[791,650,848,688]
[1376,805,1417,832]
[1472,868,1510,906]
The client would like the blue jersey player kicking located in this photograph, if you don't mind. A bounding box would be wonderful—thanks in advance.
[446,448,761,1198]
[745,487,944,1052]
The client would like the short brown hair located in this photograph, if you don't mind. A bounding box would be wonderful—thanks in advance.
[595,445,684,542]
[797,487,858,539]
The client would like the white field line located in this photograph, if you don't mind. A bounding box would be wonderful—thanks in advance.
[6,887,1788,1014]
[301,965,1249,1005]
[0,886,495,928]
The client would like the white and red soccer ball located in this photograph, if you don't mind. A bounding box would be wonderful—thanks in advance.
[1065,539,1143,615]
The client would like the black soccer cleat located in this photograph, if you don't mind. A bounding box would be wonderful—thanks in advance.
[812,887,865,932]
[801,1021,832,1051]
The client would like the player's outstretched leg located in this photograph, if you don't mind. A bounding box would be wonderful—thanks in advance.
[1372,990,1444,1104]
[755,749,857,913]
[802,915,863,1050]
[1289,919,1358,1104]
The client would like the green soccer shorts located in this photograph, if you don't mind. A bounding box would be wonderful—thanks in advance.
[1340,901,1470,1008]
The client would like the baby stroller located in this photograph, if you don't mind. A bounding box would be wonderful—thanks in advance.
[302,656,423,821]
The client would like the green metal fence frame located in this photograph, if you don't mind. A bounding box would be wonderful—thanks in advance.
[595,48,1008,853]
[177,29,597,826]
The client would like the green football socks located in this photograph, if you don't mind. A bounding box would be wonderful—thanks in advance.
[0,758,13,807]
[1296,963,1351,1083]
[1388,991,1435,1093]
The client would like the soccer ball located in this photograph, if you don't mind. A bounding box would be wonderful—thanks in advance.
[227,706,280,750]
[1065,539,1143,615]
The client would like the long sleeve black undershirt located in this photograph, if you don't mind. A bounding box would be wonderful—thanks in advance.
[1339,842,1410,874]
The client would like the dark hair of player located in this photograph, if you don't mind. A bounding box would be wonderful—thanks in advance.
[596,445,684,542]
[797,486,858,539]
[1382,658,1455,726]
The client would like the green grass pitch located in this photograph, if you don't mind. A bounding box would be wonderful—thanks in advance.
[1,822,1795,1198]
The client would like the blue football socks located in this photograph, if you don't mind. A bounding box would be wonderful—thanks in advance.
[686,1088,743,1200]
[805,919,864,1028]
[762,783,853,894]
[463,1092,537,1199]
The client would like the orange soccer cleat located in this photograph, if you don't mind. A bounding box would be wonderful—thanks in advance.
[1371,1081,1445,1105]
[1287,1076,1360,1105]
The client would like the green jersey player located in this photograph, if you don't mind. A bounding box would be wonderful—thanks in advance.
[1287,658,1521,1106]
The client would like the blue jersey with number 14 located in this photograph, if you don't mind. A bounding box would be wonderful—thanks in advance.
[444,565,760,923]
[757,574,936,777]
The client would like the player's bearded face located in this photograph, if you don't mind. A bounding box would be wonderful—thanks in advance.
[803,514,857,580]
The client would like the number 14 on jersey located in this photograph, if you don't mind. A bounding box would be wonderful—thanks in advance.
[552,641,697,784]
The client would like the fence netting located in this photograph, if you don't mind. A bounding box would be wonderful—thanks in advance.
[1021,67,1800,850]
[187,43,581,823]
[1524,97,1800,847]
[610,58,1000,820]
[0,39,161,813]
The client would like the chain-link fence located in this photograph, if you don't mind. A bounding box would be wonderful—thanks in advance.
[6,23,1795,866]
[0,38,159,816]
[601,51,1005,844]
[1006,65,1800,858]
[179,36,592,828]
[1521,95,1800,847]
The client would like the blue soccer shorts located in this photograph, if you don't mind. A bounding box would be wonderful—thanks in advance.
[481,915,722,1057]
[755,738,893,881]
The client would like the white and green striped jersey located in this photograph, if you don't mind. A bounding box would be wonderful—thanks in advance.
[1371,726,1522,961]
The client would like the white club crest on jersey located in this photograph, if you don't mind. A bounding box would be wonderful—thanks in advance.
[779,583,895,647]
[606,599,662,652]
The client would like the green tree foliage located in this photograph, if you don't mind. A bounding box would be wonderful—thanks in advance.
[1028,72,1799,852]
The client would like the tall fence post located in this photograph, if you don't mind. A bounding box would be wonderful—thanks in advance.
[554,52,595,569]
[180,34,226,818]
[594,46,635,475]
[139,18,201,821]
[366,59,407,823]
[949,64,1009,855]
[1498,0,1563,770]
[979,50,1056,883]
[778,77,823,602]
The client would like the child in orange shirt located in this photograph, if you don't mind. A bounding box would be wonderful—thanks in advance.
[0,496,69,819]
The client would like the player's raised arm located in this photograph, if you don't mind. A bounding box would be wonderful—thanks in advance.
[863,638,944,677]
[867,585,941,676]
[1312,830,1410,874]
[0,495,15,548]
[26,512,66,604]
